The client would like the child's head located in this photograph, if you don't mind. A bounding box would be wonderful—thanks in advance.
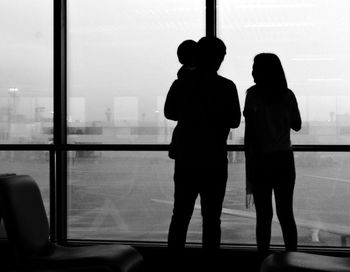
[177,39,197,66]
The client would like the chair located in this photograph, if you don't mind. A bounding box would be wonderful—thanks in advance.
[0,174,144,272]
[260,251,350,272]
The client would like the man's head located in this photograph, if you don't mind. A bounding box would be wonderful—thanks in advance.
[197,36,226,72]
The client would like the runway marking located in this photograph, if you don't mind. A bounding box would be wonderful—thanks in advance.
[151,198,350,244]
[69,198,129,232]
[151,198,257,219]
[304,175,350,184]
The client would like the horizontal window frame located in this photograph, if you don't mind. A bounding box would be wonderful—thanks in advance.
[1,144,350,152]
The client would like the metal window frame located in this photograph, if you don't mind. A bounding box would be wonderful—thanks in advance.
[53,0,68,242]
[206,0,216,37]
[0,0,349,244]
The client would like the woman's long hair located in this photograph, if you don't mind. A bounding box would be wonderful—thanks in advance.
[251,53,288,101]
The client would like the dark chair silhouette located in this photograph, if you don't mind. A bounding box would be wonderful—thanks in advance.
[0,174,144,272]
[261,251,350,272]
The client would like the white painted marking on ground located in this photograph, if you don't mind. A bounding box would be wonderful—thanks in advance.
[304,175,350,184]
[151,198,350,244]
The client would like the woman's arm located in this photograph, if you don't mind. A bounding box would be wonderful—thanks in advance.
[290,92,302,131]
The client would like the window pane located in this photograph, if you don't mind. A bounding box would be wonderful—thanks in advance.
[0,0,53,144]
[67,151,350,247]
[226,152,350,247]
[67,0,204,144]
[294,152,350,247]
[218,0,350,144]
[67,151,174,240]
[0,151,50,238]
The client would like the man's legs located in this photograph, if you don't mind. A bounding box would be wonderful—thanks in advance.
[200,163,228,250]
[168,162,199,250]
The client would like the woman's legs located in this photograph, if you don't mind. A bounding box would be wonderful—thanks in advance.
[253,150,297,256]
[274,151,297,251]
[253,183,273,256]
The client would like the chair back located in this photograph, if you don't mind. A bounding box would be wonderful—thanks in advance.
[0,175,50,258]
[0,174,17,238]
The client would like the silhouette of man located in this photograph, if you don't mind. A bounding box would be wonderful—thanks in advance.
[164,37,241,259]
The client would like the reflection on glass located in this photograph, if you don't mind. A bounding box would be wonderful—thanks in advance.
[68,151,350,247]
[0,151,50,238]
[218,0,350,144]
[67,0,204,144]
[0,0,53,144]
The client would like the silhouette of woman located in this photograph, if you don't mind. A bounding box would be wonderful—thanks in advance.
[243,53,302,260]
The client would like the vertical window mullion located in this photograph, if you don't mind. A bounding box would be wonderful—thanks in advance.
[206,0,216,37]
[49,149,56,241]
[54,0,68,242]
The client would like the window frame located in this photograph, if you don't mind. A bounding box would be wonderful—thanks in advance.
[1,0,349,247]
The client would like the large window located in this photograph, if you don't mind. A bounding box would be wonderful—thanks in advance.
[67,0,204,144]
[67,151,350,247]
[218,0,350,247]
[218,0,350,144]
[2,0,350,249]
[0,0,53,237]
[0,0,53,145]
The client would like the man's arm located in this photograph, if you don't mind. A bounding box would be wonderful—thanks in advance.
[164,80,180,121]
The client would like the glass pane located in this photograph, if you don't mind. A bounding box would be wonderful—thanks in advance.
[0,0,53,144]
[0,151,50,238]
[67,151,350,247]
[67,0,204,144]
[224,152,350,247]
[293,152,350,247]
[218,0,350,144]
[67,151,174,240]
